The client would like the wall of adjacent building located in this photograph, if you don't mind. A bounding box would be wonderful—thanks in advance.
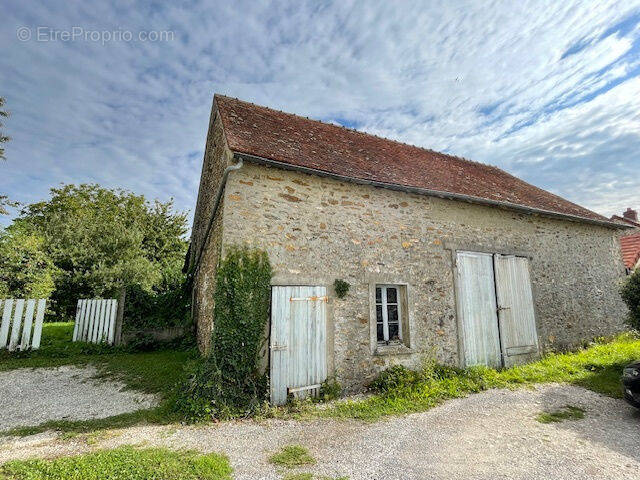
[216,161,628,392]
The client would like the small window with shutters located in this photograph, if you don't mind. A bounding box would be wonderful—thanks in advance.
[375,285,404,344]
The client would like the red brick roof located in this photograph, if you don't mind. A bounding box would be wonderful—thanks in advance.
[621,233,640,269]
[215,95,613,225]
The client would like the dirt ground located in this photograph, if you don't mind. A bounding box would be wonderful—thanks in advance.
[0,365,158,432]
[1,383,639,479]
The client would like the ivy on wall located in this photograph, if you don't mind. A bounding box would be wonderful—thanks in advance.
[175,246,272,421]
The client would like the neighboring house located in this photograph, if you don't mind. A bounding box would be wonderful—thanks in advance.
[610,208,640,274]
[620,233,640,274]
[187,94,630,403]
[610,207,640,229]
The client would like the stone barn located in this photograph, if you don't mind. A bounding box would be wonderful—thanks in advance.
[187,94,630,403]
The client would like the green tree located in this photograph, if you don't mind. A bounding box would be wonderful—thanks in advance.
[17,184,188,319]
[0,222,57,299]
[621,269,640,330]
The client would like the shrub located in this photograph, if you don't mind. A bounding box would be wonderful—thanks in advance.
[621,269,640,330]
[369,364,425,393]
[175,246,272,421]
[319,378,341,401]
[333,279,350,299]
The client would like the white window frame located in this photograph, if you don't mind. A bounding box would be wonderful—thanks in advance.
[375,284,402,343]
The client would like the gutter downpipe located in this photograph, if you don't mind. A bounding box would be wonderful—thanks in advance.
[191,158,243,276]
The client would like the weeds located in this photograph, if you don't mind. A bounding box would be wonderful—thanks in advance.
[269,445,316,468]
[536,405,585,424]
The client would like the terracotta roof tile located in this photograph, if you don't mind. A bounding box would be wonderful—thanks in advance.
[215,95,610,224]
[621,233,640,269]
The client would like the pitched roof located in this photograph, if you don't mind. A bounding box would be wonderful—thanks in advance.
[621,233,640,269]
[610,214,640,228]
[215,94,617,226]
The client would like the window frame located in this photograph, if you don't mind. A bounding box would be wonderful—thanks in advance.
[375,284,403,344]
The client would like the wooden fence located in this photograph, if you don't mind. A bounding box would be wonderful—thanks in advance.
[0,299,47,351]
[73,299,118,345]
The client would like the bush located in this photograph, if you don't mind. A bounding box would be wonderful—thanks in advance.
[333,279,350,299]
[369,364,426,393]
[124,264,192,332]
[319,378,341,401]
[175,246,272,421]
[621,269,640,330]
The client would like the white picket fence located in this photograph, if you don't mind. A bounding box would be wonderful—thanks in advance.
[73,299,118,345]
[0,299,47,351]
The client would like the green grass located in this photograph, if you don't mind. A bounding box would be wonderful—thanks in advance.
[536,405,586,424]
[0,446,232,480]
[0,322,197,436]
[309,333,640,421]
[269,445,316,468]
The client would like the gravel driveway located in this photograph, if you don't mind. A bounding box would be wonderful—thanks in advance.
[1,384,639,479]
[0,365,158,432]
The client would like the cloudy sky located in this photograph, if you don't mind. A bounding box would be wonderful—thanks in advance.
[1,1,639,228]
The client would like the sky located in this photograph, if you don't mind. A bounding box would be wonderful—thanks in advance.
[1,0,639,229]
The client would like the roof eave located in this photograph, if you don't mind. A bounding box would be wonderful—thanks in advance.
[232,151,631,230]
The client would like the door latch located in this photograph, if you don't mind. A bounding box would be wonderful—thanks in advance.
[271,343,287,351]
[497,306,511,312]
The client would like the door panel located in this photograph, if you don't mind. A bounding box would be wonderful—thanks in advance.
[455,252,502,367]
[270,286,327,405]
[494,255,539,367]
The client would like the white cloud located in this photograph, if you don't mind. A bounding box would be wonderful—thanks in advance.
[1,0,639,228]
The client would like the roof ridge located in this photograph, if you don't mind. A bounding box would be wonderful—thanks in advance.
[214,93,505,173]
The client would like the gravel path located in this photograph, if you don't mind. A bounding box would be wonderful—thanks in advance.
[0,365,158,432]
[1,384,639,479]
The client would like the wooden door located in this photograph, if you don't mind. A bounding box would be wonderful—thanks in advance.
[270,286,328,405]
[455,251,502,367]
[494,255,539,367]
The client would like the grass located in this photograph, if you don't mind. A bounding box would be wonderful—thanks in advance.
[0,446,232,480]
[0,322,197,436]
[299,332,640,421]
[269,445,316,468]
[536,405,586,424]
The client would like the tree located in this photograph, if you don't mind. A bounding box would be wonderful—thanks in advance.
[0,222,56,299]
[0,96,15,215]
[621,269,640,330]
[17,184,188,318]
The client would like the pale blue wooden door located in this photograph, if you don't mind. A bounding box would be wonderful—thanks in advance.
[494,255,539,367]
[455,251,502,367]
[270,286,327,405]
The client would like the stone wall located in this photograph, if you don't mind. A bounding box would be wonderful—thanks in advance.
[219,162,628,392]
[189,108,233,353]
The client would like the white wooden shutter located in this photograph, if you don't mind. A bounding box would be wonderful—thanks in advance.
[494,255,539,367]
[455,251,502,367]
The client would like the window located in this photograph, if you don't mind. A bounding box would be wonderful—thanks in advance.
[376,285,402,343]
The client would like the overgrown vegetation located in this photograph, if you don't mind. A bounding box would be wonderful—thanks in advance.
[621,269,640,330]
[175,247,272,421]
[268,445,316,468]
[0,184,190,331]
[536,405,585,424]
[0,446,232,480]
[314,333,640,421]
[333,279,350,299]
